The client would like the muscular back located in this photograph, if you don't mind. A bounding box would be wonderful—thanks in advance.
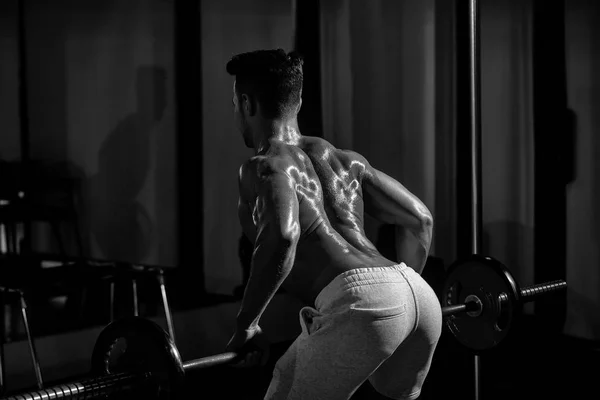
[291,137,380,254]
[239,136,403,304]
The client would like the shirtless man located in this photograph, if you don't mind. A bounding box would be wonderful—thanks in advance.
[225,49,442,400]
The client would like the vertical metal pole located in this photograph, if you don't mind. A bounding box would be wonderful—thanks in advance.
[19,292,43,389]
[109,281,115,322]
[175,0,206,296]
[474,352,481,400]
[17,0,32,256]
[157,270,176,344]
[132,280,139,317]
[0,289,6,395]
[17,0,30,167]
[468,1,483,399]
[469,0,483,255]
[18,0,29,165]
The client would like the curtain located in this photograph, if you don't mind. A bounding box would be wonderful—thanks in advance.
[0,1,21,253]
[564,0,600,341]
[480,0,536,309]
[0,0,21,162]
[320,0,438,251]
[319,0,542,319]
[479,0,600,339]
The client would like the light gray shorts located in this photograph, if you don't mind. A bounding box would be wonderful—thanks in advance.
[264,263,442,400]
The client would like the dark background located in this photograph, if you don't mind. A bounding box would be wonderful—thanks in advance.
[0,0,598,399]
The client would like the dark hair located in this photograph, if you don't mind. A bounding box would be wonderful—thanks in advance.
[226,49,303,118]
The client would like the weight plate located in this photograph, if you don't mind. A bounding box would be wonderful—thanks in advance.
[442,255,521,353]
[91,317,185,399]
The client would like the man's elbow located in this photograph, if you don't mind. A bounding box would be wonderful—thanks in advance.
[281,231,300,249]
[265,229,299,253]
[282,221,301,244]
[418,212,434,247]
[421,212,433,232]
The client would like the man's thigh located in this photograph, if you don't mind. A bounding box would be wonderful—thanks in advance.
[264,307,409,400]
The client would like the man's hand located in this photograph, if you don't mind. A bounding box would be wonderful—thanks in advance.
[225,325,270,368]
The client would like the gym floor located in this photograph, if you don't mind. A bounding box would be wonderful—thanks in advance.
[9,291,598,400]
[4,258,597,399]
[180,317,599,400]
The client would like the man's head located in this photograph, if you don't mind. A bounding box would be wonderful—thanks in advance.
[226,49,303,147]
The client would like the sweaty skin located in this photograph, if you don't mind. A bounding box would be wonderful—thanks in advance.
[235,134,433,330]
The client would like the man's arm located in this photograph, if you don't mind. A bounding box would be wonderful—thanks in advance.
[235,161,300,332]
[360,160,433,274]
[238,164,257,244]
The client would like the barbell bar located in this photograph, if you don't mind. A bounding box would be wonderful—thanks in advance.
[442,280,567,318]
[0,323,240,400]
[441,254,567,352]
[0,255,567,400]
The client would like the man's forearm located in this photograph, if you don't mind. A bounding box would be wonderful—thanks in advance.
[236,239,296,331]
[394,219,432,274]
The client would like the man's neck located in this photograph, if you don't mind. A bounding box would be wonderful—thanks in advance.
[253,117,302,155]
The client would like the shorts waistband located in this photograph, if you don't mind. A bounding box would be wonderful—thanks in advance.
[315,263,410,310]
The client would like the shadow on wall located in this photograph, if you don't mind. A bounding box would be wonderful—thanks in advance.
[86,65,167,263]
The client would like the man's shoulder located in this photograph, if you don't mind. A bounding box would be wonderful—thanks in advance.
[239,154,290,183]
[302,137,369,165]
[336,147,368,163]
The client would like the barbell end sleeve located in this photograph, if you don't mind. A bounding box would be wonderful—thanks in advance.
[182,352,240,371]
[520,280,567,302]
[0,372,151,400]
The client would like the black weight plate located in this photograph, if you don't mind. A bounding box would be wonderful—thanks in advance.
[442,255,521,353]
[91,317,185,399]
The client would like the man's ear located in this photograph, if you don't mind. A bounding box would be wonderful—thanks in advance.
[296,97,302,114]
[241,94,257,117]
